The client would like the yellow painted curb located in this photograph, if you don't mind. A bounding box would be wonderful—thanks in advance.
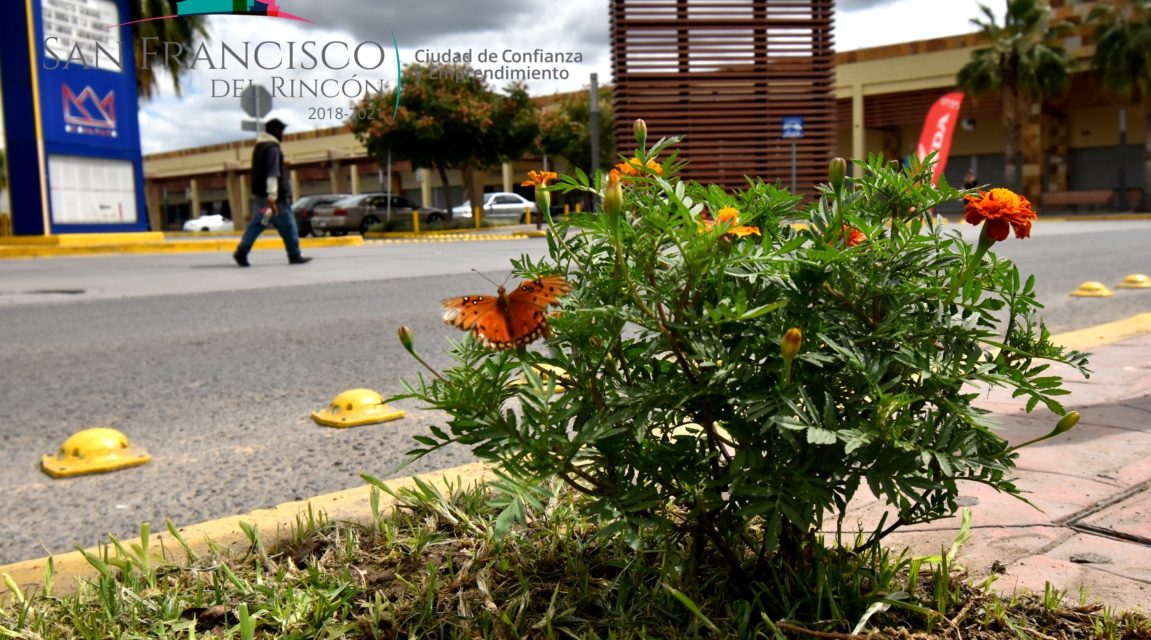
[1040,214,1151,222]
[366,234,524,244]
[1052,313,1151,351]
[0,462,494,599]
[0,232,166,246]
[0,236,362,259]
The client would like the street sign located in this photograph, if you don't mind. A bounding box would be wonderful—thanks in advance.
[782,116,805,139]
[240,84,272,119]
[241,120,260,132]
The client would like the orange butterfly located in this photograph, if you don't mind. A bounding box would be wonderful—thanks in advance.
[441,275,572,350]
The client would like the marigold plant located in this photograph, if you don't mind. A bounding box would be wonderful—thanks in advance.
[397,127,1089,618]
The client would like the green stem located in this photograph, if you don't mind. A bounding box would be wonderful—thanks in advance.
[948,225,996,302]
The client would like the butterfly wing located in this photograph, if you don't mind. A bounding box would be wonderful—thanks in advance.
[441,276,572,350]
[509,276,573,308]
[495,276,573,349]
[441,294,500,331]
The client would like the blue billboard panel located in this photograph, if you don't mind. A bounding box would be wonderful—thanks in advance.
[0,0,147,235]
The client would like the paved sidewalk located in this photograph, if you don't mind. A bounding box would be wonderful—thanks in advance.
[844,315,1151,613]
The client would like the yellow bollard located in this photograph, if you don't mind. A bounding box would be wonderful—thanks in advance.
[474,206,481,229]
[524,206,532,225]
[412,210,420,234]
[564,203,570,221]
[575,203,583,213]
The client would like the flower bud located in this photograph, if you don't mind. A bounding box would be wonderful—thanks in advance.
[829,157,847,191]
[397,325,415,354]
[1053,411,1080,436]
[603,170,623,216]
[781,328,803,361]
[535,188,551,218]
[634,118,648,147]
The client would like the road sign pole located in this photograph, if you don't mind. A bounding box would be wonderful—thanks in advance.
[791,141,797,192]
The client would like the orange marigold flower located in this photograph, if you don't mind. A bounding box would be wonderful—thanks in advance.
[615,156,663,177]
[715,207,739,224]
[843,225,866,247]
[963,188,1036,241]
[521,170,558,188]
[702,207,760,237]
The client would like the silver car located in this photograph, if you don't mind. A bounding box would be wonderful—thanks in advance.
[311,193,448,235]
[451,192,540,222]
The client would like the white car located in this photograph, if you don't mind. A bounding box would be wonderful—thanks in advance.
[182,214,234,232]
[451,192,539,221]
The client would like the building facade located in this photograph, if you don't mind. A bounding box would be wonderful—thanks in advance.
[610,0,837,192]
[143,0,1142,231]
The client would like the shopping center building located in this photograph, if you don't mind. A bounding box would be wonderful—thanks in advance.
[142,0,1137,231]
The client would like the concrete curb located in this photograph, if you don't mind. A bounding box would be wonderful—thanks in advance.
[3,314,1150,600]
[0,235,364,259]
[0,227,547,258]
[0,463,494,598]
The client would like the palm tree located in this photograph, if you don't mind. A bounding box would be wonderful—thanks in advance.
[131,0,207,100]
[1089,0,1151,211]
[957,0,1075,194]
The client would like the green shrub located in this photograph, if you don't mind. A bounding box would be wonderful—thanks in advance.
[398,127,1088,605]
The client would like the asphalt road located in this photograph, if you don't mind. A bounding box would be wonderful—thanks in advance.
[1,220,1150,565]
[0,238,554,565]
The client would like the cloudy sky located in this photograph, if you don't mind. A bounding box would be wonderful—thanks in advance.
[127,0,996,154]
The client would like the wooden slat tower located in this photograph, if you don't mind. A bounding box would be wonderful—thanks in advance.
[610,0,836,194]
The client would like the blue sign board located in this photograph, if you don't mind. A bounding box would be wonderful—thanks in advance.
[0,0,147,235]
[782,116,805,139]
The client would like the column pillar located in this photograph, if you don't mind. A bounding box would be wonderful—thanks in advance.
[501,162,514,192]
[189,178,201,216]
[290,169,301,200]
[420,169,433,208]
[225,161,243,226]
[144,175,162,231]
[350,164,360,194]
[1021,102,1044,205]
[851,86,866,177]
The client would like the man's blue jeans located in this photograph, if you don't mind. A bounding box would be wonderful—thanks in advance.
[235,196,302,258]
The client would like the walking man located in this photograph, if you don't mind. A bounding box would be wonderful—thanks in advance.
[233,118,312,266]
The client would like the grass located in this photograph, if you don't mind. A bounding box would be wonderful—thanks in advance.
[3,477,1150,639]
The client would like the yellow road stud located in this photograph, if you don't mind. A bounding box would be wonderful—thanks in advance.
[311,388,405,428]
[1117,274,1151,289]
[1070,281,1115,297]
[509,363,569,393]
[41,427,151,478]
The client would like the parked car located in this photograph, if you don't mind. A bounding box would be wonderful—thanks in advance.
[182,214,233,232]
[311,193,448,236]
[451,192,539,222]
[292,193,351,237]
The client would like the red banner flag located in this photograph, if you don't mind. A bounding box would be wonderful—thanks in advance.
[915,92,964,186]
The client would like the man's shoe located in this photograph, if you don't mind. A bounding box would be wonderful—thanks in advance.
[233,251,250,267]
[288,255,313,265]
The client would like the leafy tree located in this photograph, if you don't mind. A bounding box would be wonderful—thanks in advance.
[1089,0,1151,210]
[538,86,614,175]
[957,0,1075,192]
[350,64,539,210]
[131,0,207,100]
